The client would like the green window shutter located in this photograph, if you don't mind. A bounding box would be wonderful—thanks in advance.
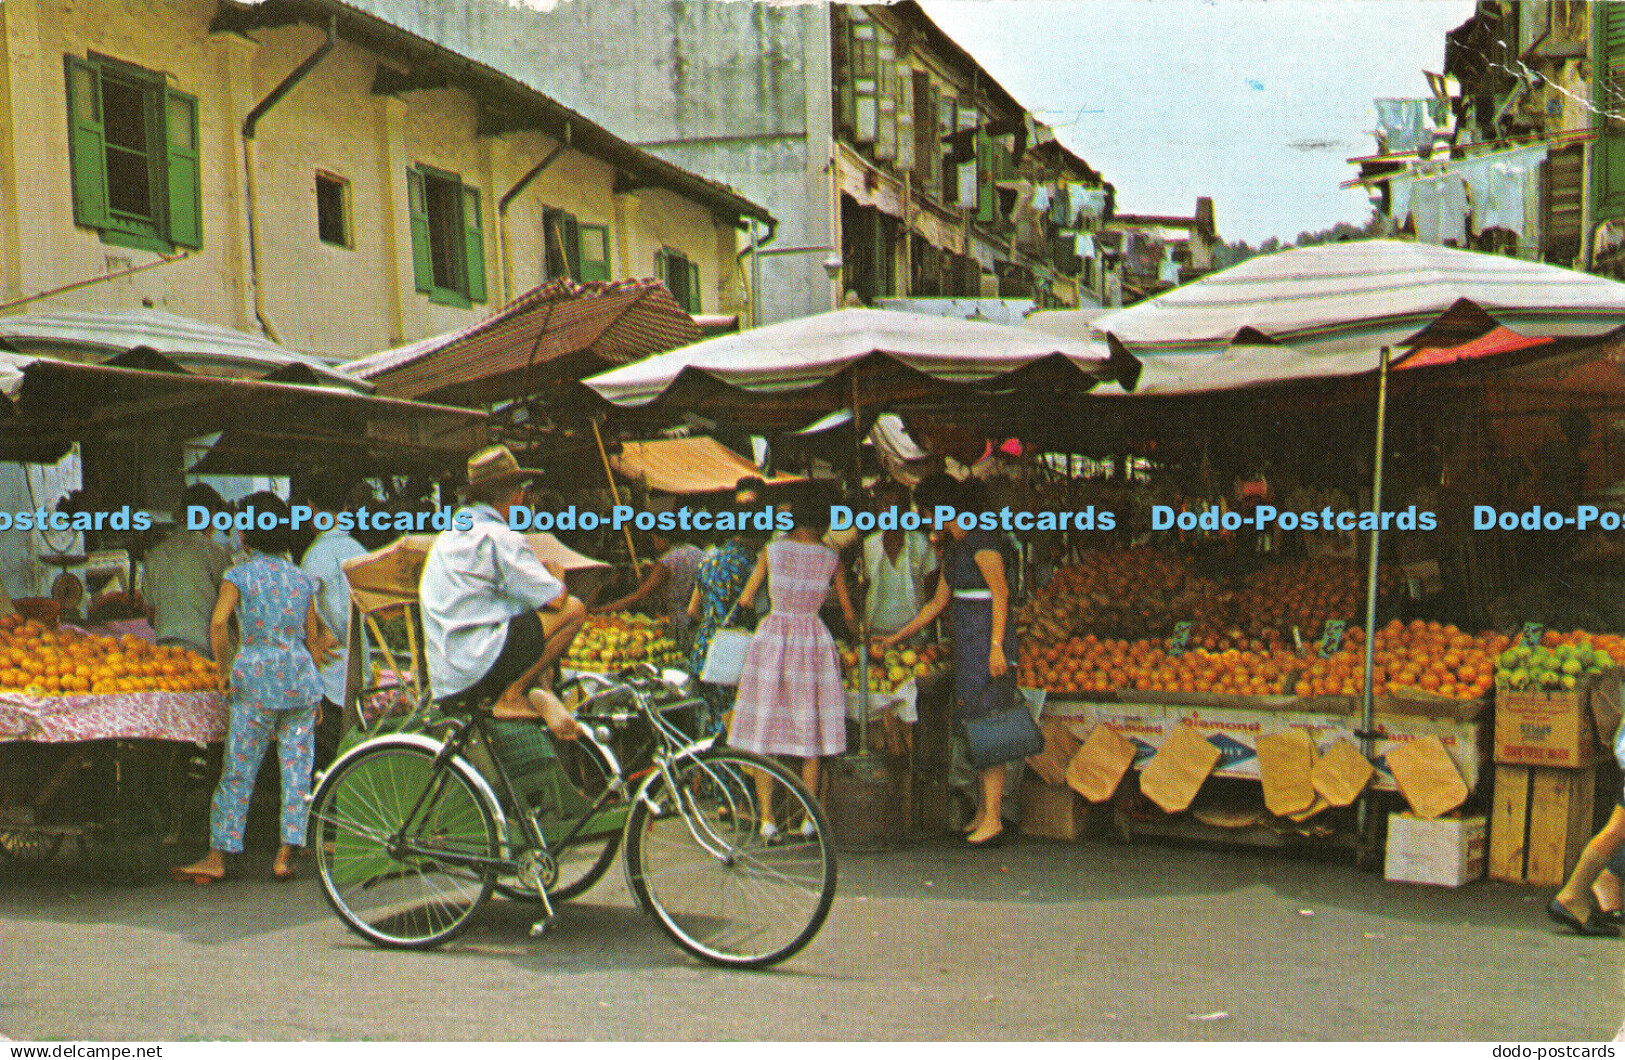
[1597,4,1625,218]
[163,88,201,249]
[65,56,109,230]
[975,131,997,224]
[407,168,432,293]
[563,213,582,282]
[579,223,610,282]
[462,184,486,303]
[686,260,700,313]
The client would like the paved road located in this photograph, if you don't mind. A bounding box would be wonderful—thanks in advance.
[0,834,1619,1041]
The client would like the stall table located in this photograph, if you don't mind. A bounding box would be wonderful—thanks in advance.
[0,689,226,880]
[1038,691,1490,861]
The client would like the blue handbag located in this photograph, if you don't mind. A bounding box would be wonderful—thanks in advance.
[961,701,1044,770]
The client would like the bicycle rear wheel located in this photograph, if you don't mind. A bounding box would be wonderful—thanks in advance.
[309,740,499,949]
[491,731,624,903]
[625,748,837,968]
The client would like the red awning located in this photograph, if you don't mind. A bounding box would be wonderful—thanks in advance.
[1399,326,1555,370]
[349,278,701,406]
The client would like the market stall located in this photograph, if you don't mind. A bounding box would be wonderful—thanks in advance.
[997,240,1625,874]
[584,242,1625,878]
[0,322,490,881]
[584,307,1135,847]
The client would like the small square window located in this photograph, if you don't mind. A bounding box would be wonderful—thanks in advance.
[316,172,350,248]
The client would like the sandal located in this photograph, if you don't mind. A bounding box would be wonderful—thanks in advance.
[169,867,224,886]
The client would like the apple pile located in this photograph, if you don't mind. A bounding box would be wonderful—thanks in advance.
[838,641,947,696]
[1495,629,1625,692]
[565,612,682,672]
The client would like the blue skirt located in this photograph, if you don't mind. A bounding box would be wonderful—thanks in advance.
[949,598,1018,723]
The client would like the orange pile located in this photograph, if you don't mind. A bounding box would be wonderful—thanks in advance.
[0,615,218,696]
[1348,618,1501,701]
[1018,619,1503,703]
[1018,634,1299,696]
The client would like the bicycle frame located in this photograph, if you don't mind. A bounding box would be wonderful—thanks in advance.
[312,669,717,889]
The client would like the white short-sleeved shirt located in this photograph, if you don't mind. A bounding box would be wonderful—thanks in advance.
[863,529,937,635]
[420,504,564,698]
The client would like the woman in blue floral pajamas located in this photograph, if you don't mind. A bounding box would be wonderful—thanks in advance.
[173,492,336,884]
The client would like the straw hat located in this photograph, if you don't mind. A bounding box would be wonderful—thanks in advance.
[462,444,542,496]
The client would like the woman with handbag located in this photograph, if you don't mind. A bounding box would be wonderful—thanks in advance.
[687,509,763,736]
[876,476,1028,848]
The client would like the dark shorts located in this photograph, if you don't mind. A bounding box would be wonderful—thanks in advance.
[447,610,549,709]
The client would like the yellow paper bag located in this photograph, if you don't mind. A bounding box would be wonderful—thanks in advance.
[1139,722,1221,813]
[1385,735,1468,819]
[1257,730,1318,817]
[1311,739,1375,807]
[1067,722,1138,803]
[1028,718,1083,787]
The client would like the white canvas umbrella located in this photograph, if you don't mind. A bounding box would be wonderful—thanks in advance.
[1089,239,1625,395]
[582,307,1136,431]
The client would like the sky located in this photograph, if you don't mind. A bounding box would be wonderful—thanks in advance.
[918,0,1478,246]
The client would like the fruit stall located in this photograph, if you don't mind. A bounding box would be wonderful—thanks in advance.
[0,612,225,880]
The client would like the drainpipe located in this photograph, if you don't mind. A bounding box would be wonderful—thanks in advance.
[498,123,570,305]
[241,16,337,344]
[734,215,778,328]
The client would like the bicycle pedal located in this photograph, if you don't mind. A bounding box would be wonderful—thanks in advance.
[529,918,551,938]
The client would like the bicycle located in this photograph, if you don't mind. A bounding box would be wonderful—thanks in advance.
[306,664,838,968]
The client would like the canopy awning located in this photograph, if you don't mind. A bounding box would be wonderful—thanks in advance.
[345,278,701,406]
[608,436,803,495]
[583,307,1138,432]
[0,356,486,467]
[0,307,364,389]
[1088,240,1625,396]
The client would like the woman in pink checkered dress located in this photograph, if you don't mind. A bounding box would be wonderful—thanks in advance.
[729,485,858,837]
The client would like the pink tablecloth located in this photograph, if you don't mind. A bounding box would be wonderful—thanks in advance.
[0,690,227,744]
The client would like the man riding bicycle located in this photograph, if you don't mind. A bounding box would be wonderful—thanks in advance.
[421,444,586,739]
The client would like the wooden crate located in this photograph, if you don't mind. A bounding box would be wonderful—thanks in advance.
[1489,764,1595,886]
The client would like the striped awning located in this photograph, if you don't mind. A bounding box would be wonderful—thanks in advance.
[1088,240,1625,395]
[346,277,701,406]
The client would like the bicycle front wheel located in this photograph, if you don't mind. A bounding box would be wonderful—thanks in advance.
[625,748,837,968]
[309,740,499,949]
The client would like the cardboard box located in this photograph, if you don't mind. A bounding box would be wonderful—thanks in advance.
[1488,764,1595,886]
[1385,812,1486,887]
[1026,718,1083,786]
[1495,683,1598,768]
[1020,778,1089,841]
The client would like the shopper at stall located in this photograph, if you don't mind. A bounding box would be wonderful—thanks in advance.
[728,484,857,832]
[686,499,763,736]
[171,492,336,885]
[297,475,369,767]
[591,529,703,653]
[877,475,1020,848]
[420,444,586,738]
[143,483,232,657]
[861,481,937,641]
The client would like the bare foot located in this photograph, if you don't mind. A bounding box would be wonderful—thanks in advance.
[271,845,298,881]
[171,852,226,884]
[527,688,582,740]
